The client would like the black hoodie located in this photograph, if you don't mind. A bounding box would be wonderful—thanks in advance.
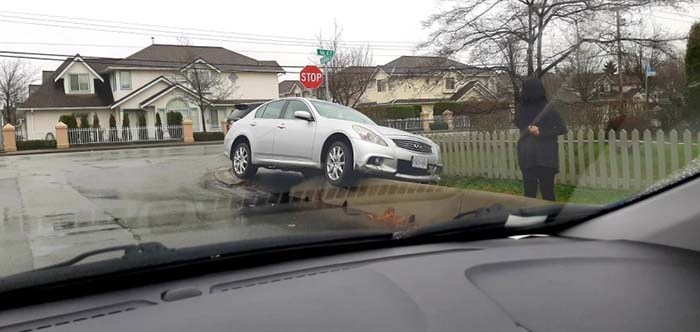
[515,79,568,171]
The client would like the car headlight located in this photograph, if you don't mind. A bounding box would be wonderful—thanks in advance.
[352,125,388,146]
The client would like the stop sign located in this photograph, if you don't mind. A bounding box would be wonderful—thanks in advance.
[300,65,323,90]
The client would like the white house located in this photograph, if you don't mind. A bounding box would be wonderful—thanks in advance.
[20,44,283,140]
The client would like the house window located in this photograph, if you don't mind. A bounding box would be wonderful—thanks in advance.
[110,74,116,91]
[69,74,90,92]
[377,79,388,92]
[120,71,132,90]
[445,77,456,91]
[210,109,219,127]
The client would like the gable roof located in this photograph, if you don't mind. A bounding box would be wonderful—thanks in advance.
[279,80,303,94]
[110,76,174,109]
[20,58,115,109]
[53,55,105,83]
[139,83,214,108]
[113,44,284,73]
[379,56,486,77]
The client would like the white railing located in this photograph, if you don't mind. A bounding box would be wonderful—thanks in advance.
[67,126,183,145]
[378,115,471,132]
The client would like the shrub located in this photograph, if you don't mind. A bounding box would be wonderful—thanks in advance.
[108,114,118,142]
[155,113,164,140]
[434,102,465,115]
[79,114,90,128]
[109,114,117,128]
[17,140,56,151]
[58,114,78,128]
[155,113,163,127]
[605,114,651,133]
[193,131,225,141]
[122,114,132,141]
[435,101,511,116]
[92,113,100,128]
[137,113,148,139]
[429,121,449,131]
[359,105,421,120]
[167,111,183,126]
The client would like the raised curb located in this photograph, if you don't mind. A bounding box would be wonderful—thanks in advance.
[0,141,223,156]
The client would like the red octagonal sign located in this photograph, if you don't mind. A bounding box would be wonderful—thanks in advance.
[300,65,323,90]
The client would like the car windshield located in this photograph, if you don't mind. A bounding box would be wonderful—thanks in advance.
[1,0,700,286]
[310,100,375,124]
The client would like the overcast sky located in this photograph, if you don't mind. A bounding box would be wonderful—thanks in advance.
[1,0,698,82]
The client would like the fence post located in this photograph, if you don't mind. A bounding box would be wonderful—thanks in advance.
[183,119,194,144]
[2,124,17,152]
[420,111,431,132]
[55,122,69,149]
[443,110,454,130]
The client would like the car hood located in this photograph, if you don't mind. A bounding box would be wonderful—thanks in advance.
[374,125,432,143]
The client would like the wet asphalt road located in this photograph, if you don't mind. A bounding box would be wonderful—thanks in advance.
[0,145,392,277]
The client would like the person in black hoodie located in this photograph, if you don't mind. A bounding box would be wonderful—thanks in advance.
[515,79,568,201]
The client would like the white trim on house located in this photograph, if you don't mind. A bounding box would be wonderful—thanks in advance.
[139,84,214,108]
[106,66,177,71]
[181,58,222,73]
[110,76,174,109]
[54,56,104,83]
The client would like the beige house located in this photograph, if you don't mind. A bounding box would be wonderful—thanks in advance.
[20,44,283,140]
[357,56,503,113]
[278,80,316,98]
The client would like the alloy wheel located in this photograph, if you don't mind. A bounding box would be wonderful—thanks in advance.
[233,145,248,175]
[326,146,345,181]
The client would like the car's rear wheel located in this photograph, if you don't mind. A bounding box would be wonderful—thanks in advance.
[324,141,355,187]
[231,142,257,179]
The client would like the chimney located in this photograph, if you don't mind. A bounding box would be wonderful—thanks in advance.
[151,37,155,45]
[42,71,54,83]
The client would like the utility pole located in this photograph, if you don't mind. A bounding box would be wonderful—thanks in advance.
[616,9,624,102]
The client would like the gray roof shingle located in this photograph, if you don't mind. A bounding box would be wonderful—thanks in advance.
[379,56,486,77]
[115,44,284,73]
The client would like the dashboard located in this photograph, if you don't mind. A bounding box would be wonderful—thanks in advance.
[1,236,699,332]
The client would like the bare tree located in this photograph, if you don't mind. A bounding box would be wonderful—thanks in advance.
[0,59,35,125]
[421,0,691,105]
[318,22,375,107]
[562,43,604,103]
[169,41,237,132]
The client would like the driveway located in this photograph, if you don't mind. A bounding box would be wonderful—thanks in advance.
[0,145,393,277]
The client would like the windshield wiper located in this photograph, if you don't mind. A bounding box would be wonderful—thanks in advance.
[38,242,172,270]
[392,203,602,240]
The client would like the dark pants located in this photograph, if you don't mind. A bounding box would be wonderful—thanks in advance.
[522,167,557,201]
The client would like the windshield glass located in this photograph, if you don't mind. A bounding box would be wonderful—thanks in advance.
[311,100,375,124]
[1,0,699,283]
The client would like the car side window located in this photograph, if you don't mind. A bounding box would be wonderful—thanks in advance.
[261,101,286,119]
[254,105,267,118]
[283,100,311,120]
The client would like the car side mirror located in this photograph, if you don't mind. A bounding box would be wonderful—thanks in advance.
[294,110,313,121]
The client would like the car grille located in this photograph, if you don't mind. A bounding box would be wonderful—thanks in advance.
[392,139,432,153]
[397,160,431,176]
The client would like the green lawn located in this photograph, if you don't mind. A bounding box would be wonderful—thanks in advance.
[440,176,637,205]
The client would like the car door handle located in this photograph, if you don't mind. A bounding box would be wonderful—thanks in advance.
[249,123,257,127]
[277,124,286,129]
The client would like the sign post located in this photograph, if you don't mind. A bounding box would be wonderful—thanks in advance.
[317,49,335,101]
[645,64,656,106]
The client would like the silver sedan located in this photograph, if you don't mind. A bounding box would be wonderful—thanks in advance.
[224,98,442,186]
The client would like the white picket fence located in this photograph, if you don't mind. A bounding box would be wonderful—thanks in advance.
[67,126,183,145]
[425,129,700,191]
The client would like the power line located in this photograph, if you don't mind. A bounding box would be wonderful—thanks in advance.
[0,12,416,50]
[0,10,416,46]
[0,41,409,56]
[0,50,505,71]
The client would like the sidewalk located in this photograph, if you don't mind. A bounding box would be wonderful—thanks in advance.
[0,140,223,156]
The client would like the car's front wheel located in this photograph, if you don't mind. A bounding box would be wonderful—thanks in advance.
[324,141,355,187]
[231,142,257,179]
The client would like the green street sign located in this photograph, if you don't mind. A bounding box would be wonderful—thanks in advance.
[317,48,335,57]
[320,56,333,64]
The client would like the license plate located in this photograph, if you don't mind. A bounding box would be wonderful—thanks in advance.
[411,156,428,170]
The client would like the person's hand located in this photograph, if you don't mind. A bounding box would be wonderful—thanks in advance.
[528,125,540,137]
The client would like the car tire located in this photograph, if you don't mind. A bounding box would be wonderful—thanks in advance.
[231,142,257,179]
[324,141,355,187]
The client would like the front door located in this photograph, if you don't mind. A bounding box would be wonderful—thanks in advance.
[273,100,316,162]
[250,100,286,159]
